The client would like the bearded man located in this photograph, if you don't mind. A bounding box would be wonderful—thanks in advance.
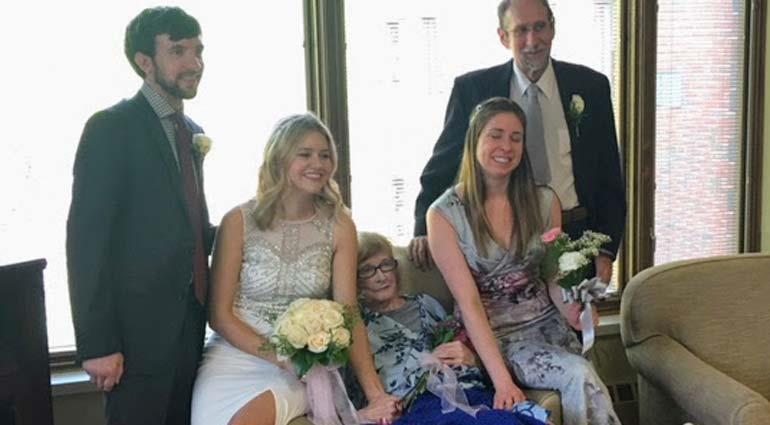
[66,6,215,424]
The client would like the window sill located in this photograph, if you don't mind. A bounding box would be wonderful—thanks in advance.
[51,367,95,397]
[50,314,623,396]
[596,312,621,337]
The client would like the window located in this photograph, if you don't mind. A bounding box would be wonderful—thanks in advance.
[345,0,621,246]
[345,0,503,244]
[0,2,306,350]
[653,0,746,264]
[2,1,763,355]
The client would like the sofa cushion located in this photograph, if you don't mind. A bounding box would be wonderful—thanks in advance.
[393,246,454,313]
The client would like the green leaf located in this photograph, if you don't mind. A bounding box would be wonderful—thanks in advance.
[402,371,429,412]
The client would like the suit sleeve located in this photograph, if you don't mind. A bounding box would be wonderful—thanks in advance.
[593,76,626,257]
[413,78,472,236]
[66,111,125,361]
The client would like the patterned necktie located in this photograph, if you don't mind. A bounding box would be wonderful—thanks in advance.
[525,84,551,185]
[172,113,208,305]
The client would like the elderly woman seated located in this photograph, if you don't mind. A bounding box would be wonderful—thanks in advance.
[352,232,550,425]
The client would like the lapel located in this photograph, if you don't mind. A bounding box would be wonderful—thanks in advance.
[552,60,589,199]
[131,93,191,223]
[552,60,580,147]
[185,119,206,190]
[489,59,515,98]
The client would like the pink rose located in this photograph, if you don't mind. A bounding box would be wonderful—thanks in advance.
[542,228,562,244]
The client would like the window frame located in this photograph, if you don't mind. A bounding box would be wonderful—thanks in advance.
[51,0,766,365]
[742,0,766,251]
[624,0,766,288]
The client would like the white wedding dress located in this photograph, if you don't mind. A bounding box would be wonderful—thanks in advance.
[191,200,335,425]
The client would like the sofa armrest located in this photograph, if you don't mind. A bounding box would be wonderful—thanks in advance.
[627,335,770,425]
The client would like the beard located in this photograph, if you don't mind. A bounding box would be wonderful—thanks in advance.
[518,48,550,78]
[156,72,200,100]
[152,58,202,100]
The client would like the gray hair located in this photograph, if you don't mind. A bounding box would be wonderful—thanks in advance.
[497,0,555,30]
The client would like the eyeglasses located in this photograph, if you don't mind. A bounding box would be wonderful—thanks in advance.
[507,20,550,38]
[358,258,398,279]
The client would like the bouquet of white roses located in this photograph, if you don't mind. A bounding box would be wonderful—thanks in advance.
[269,298,354,377]
[267,298,359,425]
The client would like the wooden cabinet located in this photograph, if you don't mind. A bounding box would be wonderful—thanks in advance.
[0,259,53,425]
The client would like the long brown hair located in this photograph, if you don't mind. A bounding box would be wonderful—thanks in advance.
[457,97,543,257]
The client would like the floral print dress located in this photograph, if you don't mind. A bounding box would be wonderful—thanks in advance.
[430,186,621,425]
[362,294,485,399]
[358,294,549,425]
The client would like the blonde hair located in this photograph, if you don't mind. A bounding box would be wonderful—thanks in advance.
[457,97,543,257]
[253,113,344,230]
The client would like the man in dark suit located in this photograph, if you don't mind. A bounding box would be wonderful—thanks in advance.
[410,0,625,283]
[66,7,215,424]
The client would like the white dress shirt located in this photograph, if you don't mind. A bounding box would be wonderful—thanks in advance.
[510,60,579,210]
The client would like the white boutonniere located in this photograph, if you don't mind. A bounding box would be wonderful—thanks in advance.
[192,133,212,158]
[566,94,586,137]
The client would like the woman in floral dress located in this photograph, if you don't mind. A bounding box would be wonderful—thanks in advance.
[354,231,550,425]
[427,97,620,425]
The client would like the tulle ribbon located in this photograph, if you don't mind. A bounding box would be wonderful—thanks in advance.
[304,365,359,425]
[419,353,489,417]
[561,277,608,354]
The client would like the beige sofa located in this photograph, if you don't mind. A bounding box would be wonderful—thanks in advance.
[290,246,562,425]
[620,254,770,425]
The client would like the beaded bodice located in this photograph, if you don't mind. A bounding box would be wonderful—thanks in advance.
[233,200,334,334]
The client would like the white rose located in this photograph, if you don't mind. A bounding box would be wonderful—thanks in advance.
[289,308,307,324]
[192,133,212,156]
[309,300,326,314]
[571,95,585,114]
[302,318,324,335]
[283,322,309,349]
[332,328,351,348]
[320,309,344,330]
[307,332,331,353]
[559,251,589,273]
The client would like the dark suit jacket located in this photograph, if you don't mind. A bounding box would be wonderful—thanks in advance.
[414,59,626,255]
[66,92,215,373]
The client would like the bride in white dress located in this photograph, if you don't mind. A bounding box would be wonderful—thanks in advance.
[191,114,401,425]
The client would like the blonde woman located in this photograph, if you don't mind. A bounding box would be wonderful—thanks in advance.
[191,114,400,425]
[427,98,619,425]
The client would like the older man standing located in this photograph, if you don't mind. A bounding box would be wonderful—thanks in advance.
[411,0,625,283]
